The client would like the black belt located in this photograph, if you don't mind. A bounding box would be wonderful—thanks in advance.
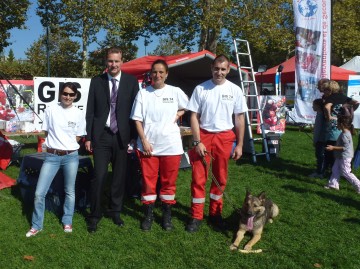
[47,148,76,156]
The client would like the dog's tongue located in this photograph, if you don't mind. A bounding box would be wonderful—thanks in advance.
[247,216,255,231]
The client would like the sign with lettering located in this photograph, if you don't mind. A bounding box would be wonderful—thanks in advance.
[34,77,91,130]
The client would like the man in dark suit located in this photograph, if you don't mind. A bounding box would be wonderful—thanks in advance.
[85,47,139,232]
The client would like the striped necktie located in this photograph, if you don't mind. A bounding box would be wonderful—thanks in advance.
[109,78,118,133]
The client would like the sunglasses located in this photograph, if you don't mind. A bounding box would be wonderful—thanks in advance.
[62,92,76,97]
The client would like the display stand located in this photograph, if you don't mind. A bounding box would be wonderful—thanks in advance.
[17,152,93,212]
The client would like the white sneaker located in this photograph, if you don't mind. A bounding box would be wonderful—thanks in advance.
[26,228,41,237]
[324,184,339,190]
[63,224,73,233]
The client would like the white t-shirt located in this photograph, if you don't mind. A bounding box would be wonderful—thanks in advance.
[42,103,86,150]
[187,79,248,132]
[130,84,189,155]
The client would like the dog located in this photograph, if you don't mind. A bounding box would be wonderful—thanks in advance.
[230,190,279,252]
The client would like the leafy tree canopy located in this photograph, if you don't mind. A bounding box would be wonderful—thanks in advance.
[0,1,31,53]
[25,32,82,78]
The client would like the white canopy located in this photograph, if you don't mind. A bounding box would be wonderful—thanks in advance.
[340,56,360,72]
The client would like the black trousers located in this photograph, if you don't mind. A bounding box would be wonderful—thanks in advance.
[324,140,336,173]
[88,128,127,221]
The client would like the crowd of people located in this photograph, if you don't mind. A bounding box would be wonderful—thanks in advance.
[25,48,248,236]
[25,46,360,237]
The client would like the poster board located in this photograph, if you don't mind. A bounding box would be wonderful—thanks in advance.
[257,95,287,134]
[0,80,34,132]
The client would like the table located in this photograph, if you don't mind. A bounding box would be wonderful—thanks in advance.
[17,152,93,212]
[1,131,45,137]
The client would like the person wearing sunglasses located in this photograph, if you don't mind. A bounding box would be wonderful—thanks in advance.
[26,82,86,237]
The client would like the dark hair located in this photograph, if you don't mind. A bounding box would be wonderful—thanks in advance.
[60,82,78,95]
[212,54,230,66]
[337,115,355,135]
[151,59,169,73]
[317,78,330,92]
[313,98,323,108]
[340,103,354,118]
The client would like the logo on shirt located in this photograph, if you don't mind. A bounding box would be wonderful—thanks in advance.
[68,121,76,128]
[163,97,174,103]
[221,94,234,101]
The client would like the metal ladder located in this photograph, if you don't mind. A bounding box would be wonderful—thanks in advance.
[233,38,270,163]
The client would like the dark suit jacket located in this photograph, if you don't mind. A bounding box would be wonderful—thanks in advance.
[85,72,139,147]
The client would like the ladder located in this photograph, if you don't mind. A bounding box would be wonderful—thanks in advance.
[233,38,270,163]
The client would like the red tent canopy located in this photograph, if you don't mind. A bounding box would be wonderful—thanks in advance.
[122,50,243,96]
[255,56,357,84]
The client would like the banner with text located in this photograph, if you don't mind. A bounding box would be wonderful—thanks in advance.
[293,0,331,123]
[34,77,91,131]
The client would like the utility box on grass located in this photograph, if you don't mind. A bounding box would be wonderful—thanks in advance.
[264,132,281,157]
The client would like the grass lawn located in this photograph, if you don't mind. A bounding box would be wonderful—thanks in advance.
[1,126,360,269]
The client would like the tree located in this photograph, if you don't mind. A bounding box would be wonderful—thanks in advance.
[0,1,31,53]
[141,1,294,67]
[225,1,294,69]
[150,37,186,56]
[26,33,82,77]
[37,0,147,77]
[332,0,360,65]
[0,61,32,80]
[7,49,15,62]
[87,33,138,77]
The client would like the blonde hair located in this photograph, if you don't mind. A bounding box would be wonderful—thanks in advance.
[323,80,340,94]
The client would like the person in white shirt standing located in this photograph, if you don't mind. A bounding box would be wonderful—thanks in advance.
[26,82,86,237]
[186,54,248,233]
[131,59,189,231]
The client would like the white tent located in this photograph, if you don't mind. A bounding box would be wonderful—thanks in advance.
[341,56,360,72]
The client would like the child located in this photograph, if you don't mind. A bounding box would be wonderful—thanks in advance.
[309,99,326,178]
[324,107,360,194]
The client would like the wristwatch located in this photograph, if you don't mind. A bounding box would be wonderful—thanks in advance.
[192,140,201,146]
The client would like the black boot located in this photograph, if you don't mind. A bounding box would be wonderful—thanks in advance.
[162,204,174,231]
[141,204,154,231]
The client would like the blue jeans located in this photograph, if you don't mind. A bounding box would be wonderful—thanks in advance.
[31,151,79,230]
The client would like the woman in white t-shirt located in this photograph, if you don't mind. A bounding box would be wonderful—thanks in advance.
[26,82,86,237]
[131,59,189,231]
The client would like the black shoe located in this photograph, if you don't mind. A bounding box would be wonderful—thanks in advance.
[141,204,154,231]
[186,218,202,233]
[208,215,227,231]
[86,219,98,233]
[112,216,124,227]
[162,204,174,231]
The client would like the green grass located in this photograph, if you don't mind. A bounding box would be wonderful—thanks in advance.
[1,126,360,269]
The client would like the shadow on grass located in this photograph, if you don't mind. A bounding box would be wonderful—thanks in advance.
[282,184,360,211]
[11,184,33,223]
[343,217,360,224]
[236,152,322,187]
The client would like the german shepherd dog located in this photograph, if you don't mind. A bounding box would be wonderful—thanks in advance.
[230,191,279,252]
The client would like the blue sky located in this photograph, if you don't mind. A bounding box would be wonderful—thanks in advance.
[4,1,156,60]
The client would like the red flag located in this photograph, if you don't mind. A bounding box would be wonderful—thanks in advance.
[0,171,15,189]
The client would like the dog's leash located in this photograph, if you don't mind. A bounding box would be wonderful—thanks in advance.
[201,152,240,213]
